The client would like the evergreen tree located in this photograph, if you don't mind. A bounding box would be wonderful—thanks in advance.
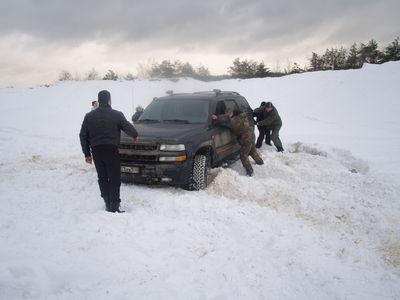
[148,60,212,80]
[367,39,380,63]
[322,48,337,70]
[228,58,269,79]
[358,42,368,65]
[337,47,347,69]
[359,39,381,64]
[254,62,270,77]
[346,43,361,69]
[178,62,195,77]
[382,37,400,62]
[321,47,347,70]
[228,58,249,78]
[290,62,304,74]
[309,52,323,71]
[196,66,210,77]
[103,70,118,80]
[195,66,211,80]
[150,60,176,78]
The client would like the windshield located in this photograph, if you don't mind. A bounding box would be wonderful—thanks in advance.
[138,99,209,124]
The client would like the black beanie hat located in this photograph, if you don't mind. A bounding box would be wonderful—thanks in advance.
[265,102,272,108]
[98,90,111,104]
[260,101,266,106]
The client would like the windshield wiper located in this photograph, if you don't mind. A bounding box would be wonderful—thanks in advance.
[163,119,190,124]
[137,119,159,123]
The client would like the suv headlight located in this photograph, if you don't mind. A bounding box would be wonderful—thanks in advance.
[159,156,187,162]
[160,144,185,151]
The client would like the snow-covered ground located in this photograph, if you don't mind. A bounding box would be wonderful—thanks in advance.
[0,62,399,299]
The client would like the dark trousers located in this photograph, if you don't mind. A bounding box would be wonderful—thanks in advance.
[92,145,121,207]
[256,126,271,148]
[271,124,283,149]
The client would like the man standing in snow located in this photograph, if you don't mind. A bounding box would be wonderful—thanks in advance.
[253,102,284,152]
[253,101,272,148]
[91,100,98,111]
[79,90,138,213]
[212,109,264,176]
[131,105,144,122]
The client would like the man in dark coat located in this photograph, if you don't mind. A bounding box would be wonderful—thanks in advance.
[131,105,144,122]
[91,100,98,111]
[80,90,138,212]
[253,102,284,152]
[253,101,271,148]
[212,109,264,176]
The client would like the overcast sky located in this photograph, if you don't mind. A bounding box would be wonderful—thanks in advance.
[1,0,399,87]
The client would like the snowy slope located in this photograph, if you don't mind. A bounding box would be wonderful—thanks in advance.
[0,62,399,299]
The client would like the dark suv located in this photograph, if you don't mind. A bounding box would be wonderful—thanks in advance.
[119,89,253,190]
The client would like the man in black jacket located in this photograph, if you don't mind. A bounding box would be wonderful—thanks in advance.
[253,102,284,152]
[253,101,271,148]
[79,90,138,212]
[131,105,144,122]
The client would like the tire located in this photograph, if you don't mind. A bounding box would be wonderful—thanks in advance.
[184,154,209,191]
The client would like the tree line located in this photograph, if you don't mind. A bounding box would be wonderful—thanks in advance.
[309,37,400,71]
[58,37,400,82]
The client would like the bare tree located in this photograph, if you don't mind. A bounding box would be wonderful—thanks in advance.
[73,72,81,81]
[58,70,73,81]
[86,68,100,80]
[124,73,136,80]
[137,58,156,78]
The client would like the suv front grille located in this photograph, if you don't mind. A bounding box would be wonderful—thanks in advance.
[120,153,158,162]
[119,143,158,151]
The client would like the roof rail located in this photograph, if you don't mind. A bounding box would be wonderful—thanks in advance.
[219,90,240,96]
[193,91,217,95]
[193,90,241,96]
[213,89,221,95]
[165,90,241,97]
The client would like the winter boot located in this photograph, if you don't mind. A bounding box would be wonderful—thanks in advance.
[103,197,111,212]
[108,202,125,213]
[255,159,264,165]
[277,146,284,152]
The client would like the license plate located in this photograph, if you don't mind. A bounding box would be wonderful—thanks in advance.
[121,166,140,174]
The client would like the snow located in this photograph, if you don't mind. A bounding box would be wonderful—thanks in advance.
[1,62,400,299]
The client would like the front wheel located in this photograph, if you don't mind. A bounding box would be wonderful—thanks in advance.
[183,154,210,191]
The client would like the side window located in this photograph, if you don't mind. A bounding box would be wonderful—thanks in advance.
[223,99,239,112]
[214,99,240,115]
[215,101,226,115]
[236,97,251,112]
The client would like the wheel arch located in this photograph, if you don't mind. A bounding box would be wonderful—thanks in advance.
[195,146,213,166]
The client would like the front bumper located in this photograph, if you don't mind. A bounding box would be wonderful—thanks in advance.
[120,159,193,186]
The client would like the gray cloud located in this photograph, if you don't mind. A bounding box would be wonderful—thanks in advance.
[2,0,398,45]
[0,0,399,86]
